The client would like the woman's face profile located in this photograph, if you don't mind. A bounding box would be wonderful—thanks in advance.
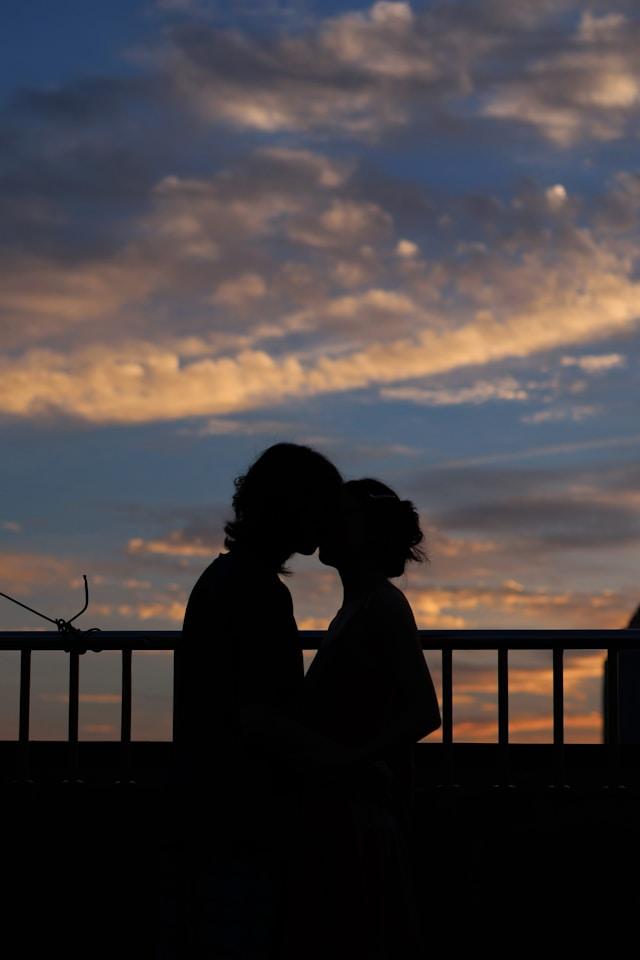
[289,490,342,556]
[318,490,366,568]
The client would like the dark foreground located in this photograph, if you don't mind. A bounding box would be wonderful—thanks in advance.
[3,743,639,958]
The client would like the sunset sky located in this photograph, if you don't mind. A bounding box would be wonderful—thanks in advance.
[1,1,639,743]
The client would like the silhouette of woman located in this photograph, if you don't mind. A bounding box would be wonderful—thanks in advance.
[282,478,441,960]
[168,443,346,958]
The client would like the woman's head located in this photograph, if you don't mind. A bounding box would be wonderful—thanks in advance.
[319,477,427,579]
[223,443,343,567]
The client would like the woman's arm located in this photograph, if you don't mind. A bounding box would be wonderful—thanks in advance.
[354,589,441,763]
[236,700,353,774]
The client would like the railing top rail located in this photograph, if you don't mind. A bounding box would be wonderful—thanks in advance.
[0,628,638,652]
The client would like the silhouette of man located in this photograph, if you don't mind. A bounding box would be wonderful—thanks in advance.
[171,443,346,956]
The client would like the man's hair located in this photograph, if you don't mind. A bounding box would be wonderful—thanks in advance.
[224,443,343,566]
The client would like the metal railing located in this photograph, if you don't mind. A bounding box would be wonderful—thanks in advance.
[1,629,639,788]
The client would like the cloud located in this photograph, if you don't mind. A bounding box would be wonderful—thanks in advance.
[412,458,640,569]
[162,1,486,137]
[440,492,640,550]
[417,647,606,741]
[1,521,22,533]
[118,601,186,621]
[0,143,351,349]
[0,68,198,287]
[179,417,296,436]
[595,171,640,231]
[90,598,187,623]
[211,272,267,307]
[438,433,640,467]
[522,404,601,424]
[424,456,640,525]
[351,442,420,458]
[285,288,422,340]
[286,199,393,250]
[426,529,499,560]
[2,94,640,424]
[4,0,638,335]
[0,552,75,596]
[545,184,567,210]
[411,463,554,506]
[396,239,419,258]
[444,648,606,707]
[482,11,640,145]
[2,234,639,423]
[121,506,228,581]
[401,460,640,617]
[407,584,632,629]
[0,254,161,351]
[151,3,640,148]
[298,618,330,632]
[127,531,219,558]
[381,377,528,406]
[560,353,626,372]
[450,711,602,742]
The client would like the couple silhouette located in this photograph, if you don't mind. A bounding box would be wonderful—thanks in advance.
[171,443,441,958]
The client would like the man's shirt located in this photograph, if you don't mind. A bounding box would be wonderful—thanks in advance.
[173,549,303,811]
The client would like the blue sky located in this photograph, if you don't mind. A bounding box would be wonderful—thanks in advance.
[1,1,639,741]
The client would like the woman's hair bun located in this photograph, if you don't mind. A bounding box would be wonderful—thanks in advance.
[344,478,427,577]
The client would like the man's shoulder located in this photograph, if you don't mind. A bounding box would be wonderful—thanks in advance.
[192,552,235,588]
[182,550,293,627]
[182,554,237,621]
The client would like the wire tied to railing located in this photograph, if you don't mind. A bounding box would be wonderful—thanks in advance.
[0,575,102,653]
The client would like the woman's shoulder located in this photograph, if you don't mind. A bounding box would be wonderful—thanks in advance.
[365,580,417,630]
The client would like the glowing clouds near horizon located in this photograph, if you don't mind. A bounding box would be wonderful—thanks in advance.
[1,251,639,423]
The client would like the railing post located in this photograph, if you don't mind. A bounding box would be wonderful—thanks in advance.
[117,648,134,784]
[64,650,82,783]
[494,647,514,788]
[604,647,622,789]
[17,648,32,782]
[551,647,568,789]
[437,644,457,787]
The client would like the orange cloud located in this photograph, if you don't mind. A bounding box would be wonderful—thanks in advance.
[2,250,637,423]
[127,534,215,558]
[80,723,117,735]
[407,584,632,629]
[88,599,186,624]
[0,252,162,354]
[451,711,602,742]
[298,617,331,630]
[116,601,186,622]
[0,552,74,595]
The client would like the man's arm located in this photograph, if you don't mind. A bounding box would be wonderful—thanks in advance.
[236,700,353,776]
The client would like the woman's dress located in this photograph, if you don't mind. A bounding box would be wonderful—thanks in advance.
[281,580,439,960]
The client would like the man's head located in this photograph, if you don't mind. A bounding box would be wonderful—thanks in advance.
[223,443,343,569]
